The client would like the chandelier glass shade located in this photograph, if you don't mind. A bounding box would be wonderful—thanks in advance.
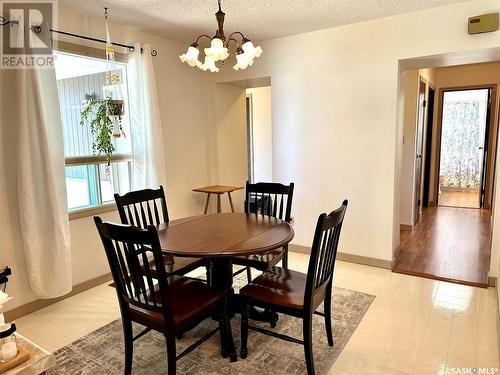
[179,0,262,72]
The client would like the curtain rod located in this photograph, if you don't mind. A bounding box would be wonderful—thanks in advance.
[32,26,158,57]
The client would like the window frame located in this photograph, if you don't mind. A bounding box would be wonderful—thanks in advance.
[54,42,132,220]
[65,154,133,220]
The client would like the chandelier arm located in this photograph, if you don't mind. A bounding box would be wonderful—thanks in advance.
[195,34,213,44]
[227,31,246,42]
[224,37,240,49]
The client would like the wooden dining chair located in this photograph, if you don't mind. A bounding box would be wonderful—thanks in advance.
[94,217,233,375]
[233,181,294,282]
[114,186,207,280]
[239,200,348,375]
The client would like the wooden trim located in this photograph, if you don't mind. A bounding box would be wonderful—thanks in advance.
[289,245,392,269]
[69,203,117,221]
[54,40,128,62]
[338,253,392,269]
[393,268,489,288]
[400,224,413,230]
[4,273,113,321]
[65,153,132,166]
[497,284,500,356]
[488,276,497,287]
[289,244,310,254]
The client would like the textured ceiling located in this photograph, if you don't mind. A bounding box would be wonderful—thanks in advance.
[60,0,468,43]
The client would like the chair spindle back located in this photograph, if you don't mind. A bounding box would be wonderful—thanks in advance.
[305,200,348,305]
[245,181,294,223]
[114,186,169,228]
[94,217,172,322]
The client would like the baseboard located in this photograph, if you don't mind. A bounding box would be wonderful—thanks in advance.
[289,244,310,254]
[400,224,413,231]
[4,273,112,321]
[489,276,497,287]
[337,252,392,269]
[497,284,500,357]
[290,245,392,269]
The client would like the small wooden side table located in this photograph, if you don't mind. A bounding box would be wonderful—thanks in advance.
[193,185,244,214]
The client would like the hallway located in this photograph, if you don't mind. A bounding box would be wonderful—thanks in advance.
[393,206,492,287]
[439,189,480,208]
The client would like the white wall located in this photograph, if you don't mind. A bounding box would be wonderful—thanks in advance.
[212,83,248,212]
[214,0,500,261]
[247,86,273,183]
[0,6,215,310]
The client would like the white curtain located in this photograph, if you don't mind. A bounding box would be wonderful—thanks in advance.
[13,63,72,298]
[129,43,167,189]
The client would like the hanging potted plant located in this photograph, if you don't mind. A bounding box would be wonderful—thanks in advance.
[80,94,125,165]
[79,8,127,166]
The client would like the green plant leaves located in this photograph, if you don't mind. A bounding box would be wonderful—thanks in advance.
[80,97,117,165]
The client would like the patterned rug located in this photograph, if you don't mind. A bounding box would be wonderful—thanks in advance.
[49,276,374,375]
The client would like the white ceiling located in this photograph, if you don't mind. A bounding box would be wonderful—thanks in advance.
[60,0,468,43]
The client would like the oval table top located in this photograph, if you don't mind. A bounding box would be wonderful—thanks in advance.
[157,213,294,257]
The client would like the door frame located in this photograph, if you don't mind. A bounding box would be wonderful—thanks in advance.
[414,77,427,224]
[422,85,436,207]
[434,84,498,209]
[245,93,255,183]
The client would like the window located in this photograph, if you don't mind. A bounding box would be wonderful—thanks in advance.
[54,51,132,214]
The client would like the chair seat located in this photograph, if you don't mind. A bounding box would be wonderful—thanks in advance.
[129,276,225,331]
[239,266,307,310]
[146,254,205,277]
[233,248,285,270]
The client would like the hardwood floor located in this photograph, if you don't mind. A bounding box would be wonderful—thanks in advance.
[438,189,480,208]
[393,206,492,287]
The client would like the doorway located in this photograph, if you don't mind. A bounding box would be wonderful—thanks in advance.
[395,64,500,287]
[245,86,272,183]
[436,88,492,209]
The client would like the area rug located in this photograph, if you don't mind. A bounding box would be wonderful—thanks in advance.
[49,277,374,375]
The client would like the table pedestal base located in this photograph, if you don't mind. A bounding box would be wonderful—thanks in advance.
[208,259,280,361]
[210,259,237,362]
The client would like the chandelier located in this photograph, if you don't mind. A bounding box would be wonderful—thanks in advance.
[179,0,263,73]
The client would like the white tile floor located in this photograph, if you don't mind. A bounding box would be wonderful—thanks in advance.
[14,252,499,375]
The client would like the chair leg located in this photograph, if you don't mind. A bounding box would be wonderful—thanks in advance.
[123,318,133,375]
[224,311,237,363]
[165,332,177,375]
[324,291,334,347]
[303,315,315,375]
[240,301,249,359]
[282,247,288,269]
[246,267,252,282]
[206,264,212,286]
[219,312,229,358]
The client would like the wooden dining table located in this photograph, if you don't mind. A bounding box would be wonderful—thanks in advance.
[157,213,294,361]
